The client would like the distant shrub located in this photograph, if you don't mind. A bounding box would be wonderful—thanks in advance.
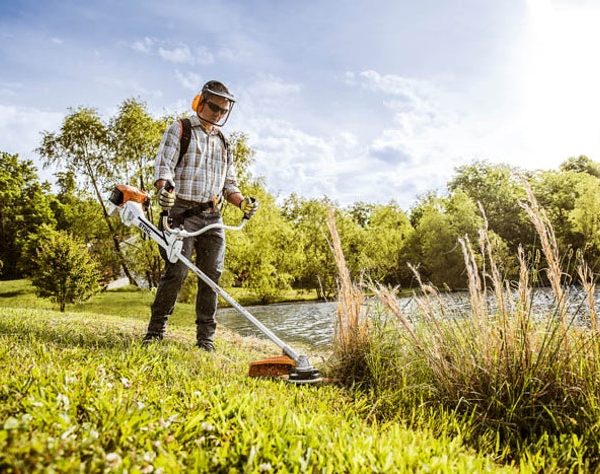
[31,231,101,311]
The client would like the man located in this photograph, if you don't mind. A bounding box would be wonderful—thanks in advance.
[144,80,258,351]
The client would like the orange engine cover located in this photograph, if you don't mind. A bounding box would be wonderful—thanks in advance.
[109,184,150,207]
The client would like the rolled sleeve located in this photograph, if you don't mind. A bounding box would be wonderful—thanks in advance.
[154,121,181,185]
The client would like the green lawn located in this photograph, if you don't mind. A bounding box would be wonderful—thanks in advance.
[0,308,514,473]
[0,279,320,328]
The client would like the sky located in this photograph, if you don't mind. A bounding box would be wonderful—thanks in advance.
[1,0,600,209]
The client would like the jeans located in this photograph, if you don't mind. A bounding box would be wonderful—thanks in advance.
[146,202,225,348]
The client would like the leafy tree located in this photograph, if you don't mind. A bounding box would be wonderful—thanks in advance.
[223,183,303,303]
[407,190,484,289]
[109,99,172,285]
[531,170,598,261]
[559,155,600,178]
[348,201,377,227]
[361,203,414,285]
[408,191,439,228]
[229,132,255,187]
[568,177,600,267]
[37,107,136,283]
[449,161,533,251]
[51,170,110,252]
[122,237,164,289]
[31,230,101,311]
[110,98,169,196]
[0,152,56,278]
[282,194,340,298]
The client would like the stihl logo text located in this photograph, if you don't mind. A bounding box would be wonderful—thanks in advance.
[138,220,153,236]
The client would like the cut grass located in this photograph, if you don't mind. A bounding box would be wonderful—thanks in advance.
[0,308,513,473]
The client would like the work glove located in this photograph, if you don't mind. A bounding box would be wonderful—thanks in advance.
[157,180,175,210]
[240,196,259,219]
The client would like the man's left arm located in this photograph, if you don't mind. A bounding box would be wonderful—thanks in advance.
[222,151,258,216]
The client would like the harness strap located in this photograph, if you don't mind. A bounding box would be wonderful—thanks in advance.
[175,118,230,169]
[176,118,192,168]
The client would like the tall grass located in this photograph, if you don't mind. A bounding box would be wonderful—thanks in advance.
[329,188,600,470]
[326,208,369,383]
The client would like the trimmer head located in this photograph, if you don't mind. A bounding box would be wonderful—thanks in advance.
[249,355,295,378]
[249,354,322,384]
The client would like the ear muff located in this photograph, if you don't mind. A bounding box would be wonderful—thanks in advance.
[191,93,204,112]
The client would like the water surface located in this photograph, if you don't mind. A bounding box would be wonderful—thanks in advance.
[217,287,599,349]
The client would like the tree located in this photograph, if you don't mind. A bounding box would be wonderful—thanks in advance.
[37,107,136,284]
[406,190,484,289]
[559,155,600,178]
[448,161,533,252]
[229,132,255,187]
[0,152,56,278]
[110,98,169,194]
[568,177,600,267]
[224,183,303,303]
[31,230,101,311]
[531,170,598,259]
[360,203,414,285]
[282,194,339,298]
[348,201,377,227]
[50,170,121,281]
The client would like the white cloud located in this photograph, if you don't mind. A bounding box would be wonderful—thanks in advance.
[247,118,338,198]
[194,46,215,65]
[131,37,154,54]
[249,75,302,98]
[158,44,194,64]
[50,37,63,45]
[132,38,215,66]
[347,69,470,167]
[175,70,202,92]
[0,104,64,181]
[94,77,164,99]
[0,81,23,98]
[235,75,302,116]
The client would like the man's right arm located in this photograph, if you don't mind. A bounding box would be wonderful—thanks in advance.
[154,121,181,189]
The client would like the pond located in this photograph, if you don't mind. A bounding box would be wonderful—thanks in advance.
[217,300,339,350]
[217,287,599,350]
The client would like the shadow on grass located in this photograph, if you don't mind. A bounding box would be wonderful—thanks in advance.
[0,290,30,298]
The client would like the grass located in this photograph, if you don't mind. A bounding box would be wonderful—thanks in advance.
[0,308,513,473]
[0,279,320,329]
[327,188,600,472]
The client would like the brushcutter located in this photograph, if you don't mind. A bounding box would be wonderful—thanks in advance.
[108,184,322,384]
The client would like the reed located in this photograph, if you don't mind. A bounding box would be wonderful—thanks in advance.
[329,186,600,470]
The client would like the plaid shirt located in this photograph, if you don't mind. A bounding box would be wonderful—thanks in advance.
[154,115,241,203]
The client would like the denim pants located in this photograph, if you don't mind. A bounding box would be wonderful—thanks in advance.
[147,203,225,347]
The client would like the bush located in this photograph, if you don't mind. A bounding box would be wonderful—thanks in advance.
[31,231,101,311]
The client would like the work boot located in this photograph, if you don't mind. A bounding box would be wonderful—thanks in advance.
[142,333,163,345]
[196,341,215,352]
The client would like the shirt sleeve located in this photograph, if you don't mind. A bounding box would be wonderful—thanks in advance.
[223,146,241,199]
[154,121,181,185]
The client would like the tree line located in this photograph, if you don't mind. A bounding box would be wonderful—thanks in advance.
[2,98,600,308]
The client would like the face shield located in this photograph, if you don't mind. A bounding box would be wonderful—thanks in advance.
[199,87,236,127]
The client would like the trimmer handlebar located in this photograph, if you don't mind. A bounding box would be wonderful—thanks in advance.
[162,215,249,238]
[159,180,254,238]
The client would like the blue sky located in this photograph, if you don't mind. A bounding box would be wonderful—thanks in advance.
[2,0,600,207]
